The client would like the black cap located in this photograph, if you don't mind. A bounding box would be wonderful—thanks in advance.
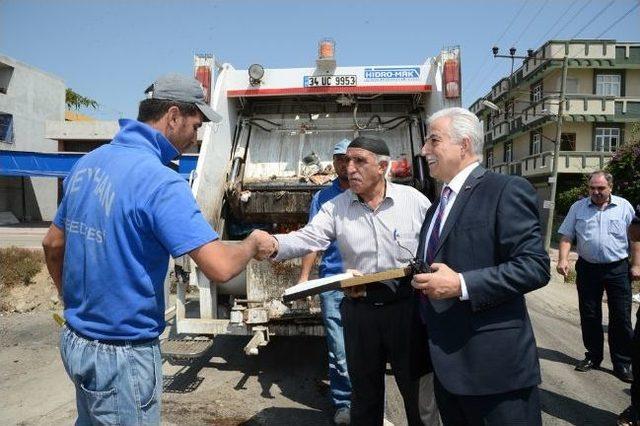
[348,136,390,156]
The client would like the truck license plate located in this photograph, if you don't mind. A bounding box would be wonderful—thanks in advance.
[304,75,357,87]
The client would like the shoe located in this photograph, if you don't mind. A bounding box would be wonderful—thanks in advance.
[334,407,350,425]
[614,365,634,383]
[617,405,638,426]
[575,358,600,372]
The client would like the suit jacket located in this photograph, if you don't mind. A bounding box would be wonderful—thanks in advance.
[416,166,550,396]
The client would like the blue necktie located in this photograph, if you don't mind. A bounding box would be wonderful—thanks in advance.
[420,186,453,315]
[425,186,452,265]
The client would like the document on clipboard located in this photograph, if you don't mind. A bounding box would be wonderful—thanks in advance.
[282,266,412,302]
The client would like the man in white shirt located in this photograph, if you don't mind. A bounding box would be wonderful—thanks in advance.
[268,136,438,425]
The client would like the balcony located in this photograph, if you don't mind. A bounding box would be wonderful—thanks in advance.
[484,130,493,147]
[470,98,488,115]
[521,151,613,177]
[615,98,640,120]
[554,95,615,119]
[522,41,617,79]
[520,94,621,126]
[491,161,521,176]
[490,78,510,101]
[521,98,553,126]
[491,120,510,141]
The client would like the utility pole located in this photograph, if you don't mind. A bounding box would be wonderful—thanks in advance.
[543,55,569,251]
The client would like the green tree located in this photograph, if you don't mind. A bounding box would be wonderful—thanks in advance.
[65,88,98,111]
[606,122,640,204]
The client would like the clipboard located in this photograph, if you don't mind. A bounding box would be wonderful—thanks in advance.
[282,266,412,302]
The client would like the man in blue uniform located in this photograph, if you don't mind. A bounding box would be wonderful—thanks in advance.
[298,138,352,425]
[42,74,273,425]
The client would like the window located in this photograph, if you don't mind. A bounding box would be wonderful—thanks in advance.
[0,62,14,94]
[595,74,621,96]
[560,133,576,151]
[0,113,14,143]
[504,142,513,163]
[531,82,543,103]
[558,77,579,94]
[531,132,541,155]
[486,149,494,169]
[594,127,620,152]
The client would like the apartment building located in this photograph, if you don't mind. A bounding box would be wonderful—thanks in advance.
[470,39,640,226]
[0,54,65,221]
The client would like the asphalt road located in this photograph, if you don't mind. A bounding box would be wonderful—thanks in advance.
[0,225,49,249]
[0,274,633,425]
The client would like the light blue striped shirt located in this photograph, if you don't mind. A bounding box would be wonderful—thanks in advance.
[558,194,635,264]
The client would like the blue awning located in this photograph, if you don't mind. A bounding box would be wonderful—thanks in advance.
[0,150,198,179]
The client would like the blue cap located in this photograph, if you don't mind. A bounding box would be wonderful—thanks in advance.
[333,138,351,155]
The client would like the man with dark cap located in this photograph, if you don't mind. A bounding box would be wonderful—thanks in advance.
[263,136,438,425]
[42,73,274,425]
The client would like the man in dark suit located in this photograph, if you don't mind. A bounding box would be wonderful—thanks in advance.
[412,107,550,425]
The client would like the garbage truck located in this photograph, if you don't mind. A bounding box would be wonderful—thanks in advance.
[164,43,462,357]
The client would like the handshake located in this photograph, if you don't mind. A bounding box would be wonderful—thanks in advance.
[247,230,279,261]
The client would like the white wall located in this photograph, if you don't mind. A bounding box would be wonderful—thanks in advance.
[0,55,65,221]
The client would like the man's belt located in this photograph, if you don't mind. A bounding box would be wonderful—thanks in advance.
[577,257,628,267]
[65,323,158,347]
[358,278,414,305]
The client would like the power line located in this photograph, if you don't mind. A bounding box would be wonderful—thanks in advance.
[511,0,550,47]
[465,0,530,97]
[535,0,580,46]
[545,0,613,60]
[595,2,640,38]
[495,0,531,46]
[571,0,615,38]
[550,0,592,40]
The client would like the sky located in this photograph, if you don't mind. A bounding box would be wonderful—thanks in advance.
[1,0,639,120]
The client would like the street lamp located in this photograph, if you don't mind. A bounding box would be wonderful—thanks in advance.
[492,46,536,76]
[481,99,501,112]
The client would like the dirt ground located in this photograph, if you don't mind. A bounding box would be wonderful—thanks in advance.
[0,257,636,425]
[2,268,61,314]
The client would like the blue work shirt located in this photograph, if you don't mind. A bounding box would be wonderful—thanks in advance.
[310,179,346,277]
[54,119,218,340]
[558,194,635,264]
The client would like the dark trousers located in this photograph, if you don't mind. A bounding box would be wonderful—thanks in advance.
[341,294,424,426]
[433,375,541,425]
[575,257,633,369]
[631,307,640,413]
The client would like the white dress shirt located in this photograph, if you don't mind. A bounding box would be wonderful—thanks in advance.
[424,161,480,300]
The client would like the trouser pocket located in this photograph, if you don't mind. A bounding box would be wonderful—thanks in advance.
[130,344,159,410]
[78,382,119,425]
